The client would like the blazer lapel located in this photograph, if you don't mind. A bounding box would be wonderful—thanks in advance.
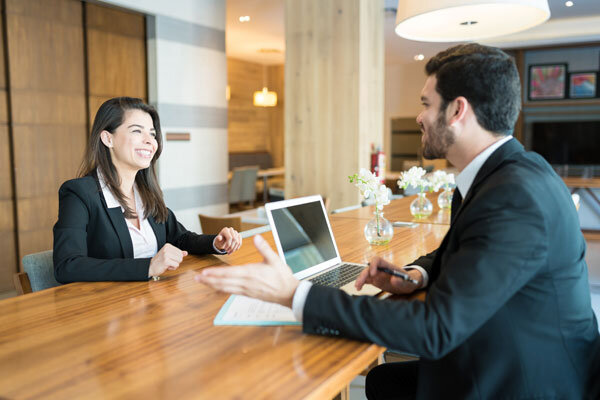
[450,138,524,225]
[94,172,134,258]
[427,138,525,281]
[148,216,166,249]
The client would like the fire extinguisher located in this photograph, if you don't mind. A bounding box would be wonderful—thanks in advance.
[370,144,386,184]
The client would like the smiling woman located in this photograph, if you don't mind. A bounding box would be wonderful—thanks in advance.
[53,97,242,283]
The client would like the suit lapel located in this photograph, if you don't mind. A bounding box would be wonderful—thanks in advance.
[148,216,166,249]
[94,171,134,258]
[428,138,525,280]
[449,138,524,226]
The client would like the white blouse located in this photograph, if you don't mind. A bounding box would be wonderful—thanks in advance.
[98,171,158,259]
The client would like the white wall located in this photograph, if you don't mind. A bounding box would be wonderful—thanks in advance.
[99,0,228,233]
[384,62,426,161]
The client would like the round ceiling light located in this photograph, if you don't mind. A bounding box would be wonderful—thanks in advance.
[395,0,550,42]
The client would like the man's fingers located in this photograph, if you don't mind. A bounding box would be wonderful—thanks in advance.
[355,267,370,289]
[253,235,280,265]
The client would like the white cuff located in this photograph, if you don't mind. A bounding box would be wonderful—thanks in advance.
[212,237,226,254]
[404,265,429,288]
[292,281,312,322]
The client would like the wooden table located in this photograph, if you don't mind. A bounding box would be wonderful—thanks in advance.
[0,214,447,399]
[335,192,451,225]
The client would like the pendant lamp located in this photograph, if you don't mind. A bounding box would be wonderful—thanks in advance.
[395,0,550,42]
[253,87,277,107]
[253,66,278,107]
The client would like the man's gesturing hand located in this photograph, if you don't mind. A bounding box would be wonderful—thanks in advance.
[195,235,300,308]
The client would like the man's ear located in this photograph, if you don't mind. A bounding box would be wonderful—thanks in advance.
[448,96,469,126]
[100,130,113,148]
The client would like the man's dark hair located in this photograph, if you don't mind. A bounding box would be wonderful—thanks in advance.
[425,43,521,136]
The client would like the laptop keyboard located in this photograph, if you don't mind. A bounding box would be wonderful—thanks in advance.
[309,263,366,288]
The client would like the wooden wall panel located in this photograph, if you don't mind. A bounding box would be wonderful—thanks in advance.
[85,3,146,125]
[6,0,87,271]
[227,58,284,166]
[228,58,270,153]
[0,9,17,291]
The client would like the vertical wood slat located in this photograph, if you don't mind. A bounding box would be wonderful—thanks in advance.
[5,0,87,273]
[0,4,17,291]
[227,58,284,166]
[85,2,146,126]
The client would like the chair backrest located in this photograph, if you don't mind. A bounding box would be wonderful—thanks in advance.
[229,151,272,170]
[199,214,242,235]
[18,250,60,294]
[229,166,259,203]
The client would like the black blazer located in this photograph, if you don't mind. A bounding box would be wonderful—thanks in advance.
[303,139,600,399]
[53,174,219,283]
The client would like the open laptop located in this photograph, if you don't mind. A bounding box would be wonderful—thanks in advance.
[265,195,381,296]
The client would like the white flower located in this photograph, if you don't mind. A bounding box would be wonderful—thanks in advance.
[397,166,430,191]
[431,170,455,192]
[349,169,389,210]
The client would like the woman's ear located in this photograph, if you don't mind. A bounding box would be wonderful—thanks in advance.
[100,130,113,148]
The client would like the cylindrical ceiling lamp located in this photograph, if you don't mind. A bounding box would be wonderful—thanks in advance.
[395,0,550,42]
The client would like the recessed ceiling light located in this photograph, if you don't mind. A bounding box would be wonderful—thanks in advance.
[565,1,573,7]
[414,54,425,61]
[239,16,250,22]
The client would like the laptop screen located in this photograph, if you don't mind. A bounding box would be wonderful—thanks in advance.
[269,200,337,274]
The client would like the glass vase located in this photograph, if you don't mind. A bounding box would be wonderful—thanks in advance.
[410,192,433,219]
[437,187,453,210]
[364,211,394,245]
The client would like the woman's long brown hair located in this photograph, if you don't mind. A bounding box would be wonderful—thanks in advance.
[78,97,168,223]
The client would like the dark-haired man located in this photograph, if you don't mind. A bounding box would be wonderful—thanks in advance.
[197,44,600,399]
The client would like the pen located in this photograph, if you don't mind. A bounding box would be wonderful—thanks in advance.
[377,266,419,285]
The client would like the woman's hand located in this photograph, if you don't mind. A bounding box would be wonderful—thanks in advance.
[214,227,242,254]
[148,243,188,278]
[355,256,422,295]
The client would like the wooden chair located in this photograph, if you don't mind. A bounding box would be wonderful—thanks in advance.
[199,214,242,235]
[13,250,60,295]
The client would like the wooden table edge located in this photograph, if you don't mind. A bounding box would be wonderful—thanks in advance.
[303,344,385,400]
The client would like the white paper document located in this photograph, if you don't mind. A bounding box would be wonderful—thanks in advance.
[214,294,301,326]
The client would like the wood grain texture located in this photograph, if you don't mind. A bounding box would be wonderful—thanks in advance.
[333,192,451,225]
[5,0,87,272]
[0,13,16,291]
[85,2,147,127]
[0,215,447,399]
[284,0,384,211]
[227,57,284,166]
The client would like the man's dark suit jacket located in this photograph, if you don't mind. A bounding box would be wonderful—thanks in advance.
[303,139,600,399]
[53,174,219,283]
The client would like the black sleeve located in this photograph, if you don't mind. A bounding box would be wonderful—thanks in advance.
[53,181,151,283]
[409,249,437,276]
[302,183,549,359]
[164,208,222,254]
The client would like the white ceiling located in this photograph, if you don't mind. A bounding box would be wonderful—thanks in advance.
[226,0,600,66]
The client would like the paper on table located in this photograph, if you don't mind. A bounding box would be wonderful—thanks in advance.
[214,294,301,326]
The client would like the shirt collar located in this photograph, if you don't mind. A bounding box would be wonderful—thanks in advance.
[97,169,144,217]
[455,135,513,198]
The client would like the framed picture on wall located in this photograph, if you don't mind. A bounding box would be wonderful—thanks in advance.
[528,64,567,100]
[568,71,597,98]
